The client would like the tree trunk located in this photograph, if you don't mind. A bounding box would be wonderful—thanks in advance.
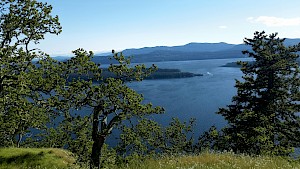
[17,133,22,148]
[90,104,105,169]
[90,134,105,169]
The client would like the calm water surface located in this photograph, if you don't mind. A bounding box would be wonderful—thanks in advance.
[124,58,252,133]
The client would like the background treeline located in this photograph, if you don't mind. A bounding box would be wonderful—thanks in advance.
[2,1,300,169]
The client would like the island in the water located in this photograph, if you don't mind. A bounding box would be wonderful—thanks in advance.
[68,68,203,82]
[221,59,300,68]
[144,68,203,80]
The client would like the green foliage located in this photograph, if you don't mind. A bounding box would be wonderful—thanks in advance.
[217,31,300,155]
[0,2,165,165]
[163,118,196,154]
[0,0,61,54]
[197,126,222,152]
[24,50,164,168]
[70,52,164,169]
[7,1,297,168]
[20,49,100,164]
[116,117,196,163]
[0,0,62,147]
[99,144,118,169]
[24,116,94,167]
[117,118,164,159]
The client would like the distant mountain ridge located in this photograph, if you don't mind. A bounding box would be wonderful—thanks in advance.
[54,38,300,63]
[121,42,237,56]
[120,39,300,56]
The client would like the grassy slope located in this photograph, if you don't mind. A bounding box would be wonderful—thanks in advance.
[116,152,300,169]
[0,148,77,169]
[1,148,300,169]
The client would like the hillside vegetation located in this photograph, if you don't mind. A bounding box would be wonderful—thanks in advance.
[1,148,300,169]
[118,153,300,169]
[0,148,77,169]
[2,1,300,169]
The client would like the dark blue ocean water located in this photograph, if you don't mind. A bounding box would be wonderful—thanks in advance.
[122,58,252,133]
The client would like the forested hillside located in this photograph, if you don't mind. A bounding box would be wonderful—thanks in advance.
[1,1,300,169]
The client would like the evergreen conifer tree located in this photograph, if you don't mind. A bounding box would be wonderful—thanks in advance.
[218,31,300,155]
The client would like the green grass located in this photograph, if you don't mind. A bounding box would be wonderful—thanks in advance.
[1,148,300,169]
[0,148,77,169]
[113,152,300,169]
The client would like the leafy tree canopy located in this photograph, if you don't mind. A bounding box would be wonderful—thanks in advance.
[0,0,62,147]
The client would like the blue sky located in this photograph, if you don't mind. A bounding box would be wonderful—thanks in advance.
[37,0,300,56]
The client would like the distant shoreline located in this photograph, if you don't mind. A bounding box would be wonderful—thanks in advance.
[221,59,300,68]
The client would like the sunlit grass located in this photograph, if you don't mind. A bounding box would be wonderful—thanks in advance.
[0,148,77,169]
[1,148,300,169]
[113,152,300,169]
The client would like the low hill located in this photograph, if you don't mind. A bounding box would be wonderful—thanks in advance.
[0,148,77,169]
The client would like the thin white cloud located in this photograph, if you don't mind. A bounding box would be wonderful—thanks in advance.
[219,25,228,29]
[247,16,300,27]
[247,17,254,21]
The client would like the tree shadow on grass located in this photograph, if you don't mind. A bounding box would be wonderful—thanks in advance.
[0,151,45,165]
